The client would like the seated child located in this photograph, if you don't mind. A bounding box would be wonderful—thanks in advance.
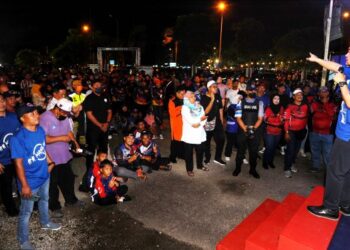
[92,159,131,205]
[137,131,172,171]
[115,130,149,178]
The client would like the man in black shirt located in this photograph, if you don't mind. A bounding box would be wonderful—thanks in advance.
[200,80,226,166]
[79,81,112,192]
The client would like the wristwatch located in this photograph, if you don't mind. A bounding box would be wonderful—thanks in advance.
[338,81,347,87]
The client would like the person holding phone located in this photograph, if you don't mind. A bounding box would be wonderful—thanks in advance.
[10,104,61,250]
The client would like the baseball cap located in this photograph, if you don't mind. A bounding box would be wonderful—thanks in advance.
[246,84,256,91]
[3,90,20,98]
[319,86,329,93]
[16,103,37,118]
[123,130,135,137]
[207,80,216,88]
[292,88,303,95]
[56,98,73,112]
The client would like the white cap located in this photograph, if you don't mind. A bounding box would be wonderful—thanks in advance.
[207,80,216,88]
[57,98,73,112]
[292,88,303,95]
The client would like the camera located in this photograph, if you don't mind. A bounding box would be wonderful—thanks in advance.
[69,143,93,157]
[246,126,255,139]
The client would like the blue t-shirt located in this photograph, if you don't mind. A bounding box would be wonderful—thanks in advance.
[10,126,49,189]
[335,65,350,141]
[0,112,21,165]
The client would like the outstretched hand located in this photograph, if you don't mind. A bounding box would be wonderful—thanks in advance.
[306,52,319,63]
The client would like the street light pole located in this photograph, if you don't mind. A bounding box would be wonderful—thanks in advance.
[218,12,224,66]
[321,0,334,86]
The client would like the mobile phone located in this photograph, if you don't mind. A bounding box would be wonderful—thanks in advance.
[27,194,40,202]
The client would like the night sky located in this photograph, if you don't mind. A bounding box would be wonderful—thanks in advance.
[0,0,341,63]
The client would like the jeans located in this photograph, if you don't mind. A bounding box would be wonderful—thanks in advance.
[18,178,50,244]
[224,132,237,157]
[204,125,225,161]
[263,133,281,165]
[284,130,304,171]
[309,132,333,170]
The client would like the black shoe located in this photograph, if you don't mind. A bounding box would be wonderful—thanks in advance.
[268,162,276,169]
[7,208,19,217]
[213,159,226,166]
[340,205,350,216]
[78,184,90,193]
[249,170,260,179]
[232,168,241,176]
[307,206,339,220]
[204,159,210,165]
[308,168,321,173]
[262,162,268,169]
[169,157,177,163]
[50,209,64,218]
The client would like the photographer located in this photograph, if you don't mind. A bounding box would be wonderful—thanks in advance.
[307,48,350,220]
[232,84,264,179]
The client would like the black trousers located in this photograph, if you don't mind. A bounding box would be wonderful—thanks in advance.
[83,128,109,187]
[184,142,204,171]
[224,132,238,157]
[204,125,225,161]
[94,185,128,206]
[49,162,78,210]
[0,164,17,214]
[324,138,350,210]
[169,140,185,160]
[235,131,259,171]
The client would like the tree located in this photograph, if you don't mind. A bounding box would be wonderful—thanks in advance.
[228,18,269,63]
[51,29,110,66]
[173,13,218,65]
[14,49,41,68]
[274,27,323,60]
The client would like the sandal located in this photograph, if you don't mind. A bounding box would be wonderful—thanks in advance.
[198,166,209,171]
[159,164,172,171]
[187,171,194,177]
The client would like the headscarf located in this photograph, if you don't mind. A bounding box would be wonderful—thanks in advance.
[183,91,203,118]
[270,92,282,115]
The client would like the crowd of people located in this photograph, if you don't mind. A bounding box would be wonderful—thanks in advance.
[0,48,350,249]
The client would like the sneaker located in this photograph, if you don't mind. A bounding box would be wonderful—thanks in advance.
[291,165,298,173]
[12,191,18,198]
[159,134,164,140]
[280,146,286,155]
[299,149,307,157]
[259,147,265,154]
[225,156,231,162]
[307,206,339,221]
[108,135,113,140]
[20,241,34,250]
[340,205,350,216]
[243,158,249,165]
[213,159,226,166]
[50,209,64,218]
[204,159,210,165]
[284,170,292,178]
[41,222,62,231]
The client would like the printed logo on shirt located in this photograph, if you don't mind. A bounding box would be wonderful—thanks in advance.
[0,133,13,152]
[28,142,46,165]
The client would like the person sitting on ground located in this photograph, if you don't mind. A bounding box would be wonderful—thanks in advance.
[137,131,172,171]
[115,131,149,178]
[92,159,130,206]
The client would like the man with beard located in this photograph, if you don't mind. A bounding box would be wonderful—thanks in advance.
[307,47,350,220]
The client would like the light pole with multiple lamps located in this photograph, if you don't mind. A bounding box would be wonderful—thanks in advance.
[217,1,226,67]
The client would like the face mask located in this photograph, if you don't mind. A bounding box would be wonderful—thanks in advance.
[95,87,102,94]
[58,115,67,121]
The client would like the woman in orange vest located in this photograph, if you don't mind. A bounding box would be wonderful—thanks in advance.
[168,85,186,163]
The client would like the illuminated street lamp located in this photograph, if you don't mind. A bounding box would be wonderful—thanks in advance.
[81,24,90,33]
[217,1,227,66]
[344,11,350,19]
